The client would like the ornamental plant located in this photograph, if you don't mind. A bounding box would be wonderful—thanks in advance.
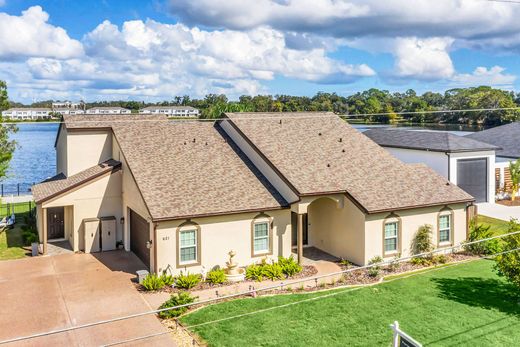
[158,292,197,319]
[142,273,164,291]
[206,268,227,285]
[494,219,520,288]
[509,159,520,201]
[175,272,201,289]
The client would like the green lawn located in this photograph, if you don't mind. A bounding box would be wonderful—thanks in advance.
[476,215,511,235]
[0,224,28,260]
[181,260,520,346]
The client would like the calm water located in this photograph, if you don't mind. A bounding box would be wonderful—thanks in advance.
[1,121,478,189]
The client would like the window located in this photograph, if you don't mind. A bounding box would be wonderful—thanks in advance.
[439,215,451,243]
[179,229,197,264]
[253,222,270,254]
[384,222,398,253]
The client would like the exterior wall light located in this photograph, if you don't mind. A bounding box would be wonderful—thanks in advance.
[146,240,153,249]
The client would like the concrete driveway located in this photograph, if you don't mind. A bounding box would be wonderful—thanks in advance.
[0,251,175,346]
[477,202,520,221]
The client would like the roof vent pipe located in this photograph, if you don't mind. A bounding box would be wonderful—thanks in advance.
[339,138,342,142]
[318,132,322,136]
[279,119,282,124]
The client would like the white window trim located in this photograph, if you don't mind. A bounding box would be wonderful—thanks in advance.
[179,229,198,265]
[384,221,399,254]
[253,221,270,255]
[439,214,451,244]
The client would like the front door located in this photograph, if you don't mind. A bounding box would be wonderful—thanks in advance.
[47,207,64,240]
[291,212,308,247]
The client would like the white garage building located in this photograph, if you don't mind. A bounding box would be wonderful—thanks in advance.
[364,129,500,203]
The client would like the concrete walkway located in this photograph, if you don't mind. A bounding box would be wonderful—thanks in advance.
[142,250,343,310]
[477,202,520,221]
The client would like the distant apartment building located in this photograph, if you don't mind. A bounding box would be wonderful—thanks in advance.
[86,107,132,114]
[139,106,199,117]
[52,101,84,110]
[53,108,85,115]
[1,108,53,120]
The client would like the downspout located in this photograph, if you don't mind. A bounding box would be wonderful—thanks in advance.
[445,152,451,183]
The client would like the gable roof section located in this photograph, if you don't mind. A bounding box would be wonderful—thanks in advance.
[111,121,287,221]
[466,122,520,159]
[225,112,473,213]
[363,128,500,153]
[33,159,121,203]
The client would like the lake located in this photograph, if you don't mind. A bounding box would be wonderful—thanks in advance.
[1,121,477,195]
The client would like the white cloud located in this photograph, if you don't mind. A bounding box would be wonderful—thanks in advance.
[452,66,516,87]
[0,6,83,60]
[392,37,455,80]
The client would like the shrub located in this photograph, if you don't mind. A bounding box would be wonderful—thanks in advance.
[142,273,165,291]
[246,264,265,281]
[339,258,353,268]
[412,224,434,255]
[494,219,520,288]
[158,292,197,319]
[206,268,227,285]
[263,263,284,280]
[367,256,383,278]
[175,272,201,289]
[160,273,175,287]
[410,257,431,266]
[464,221,502,255]
[278,256,302,277]
[388,254,401,272]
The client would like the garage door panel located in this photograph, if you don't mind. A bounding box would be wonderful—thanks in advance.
[130,210,150,269]
[457,158,487,203]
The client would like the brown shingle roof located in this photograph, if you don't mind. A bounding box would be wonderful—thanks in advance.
[62,114,168,129]
[33,160,121,203]
[112,121,287,220]
[225,112,474,213]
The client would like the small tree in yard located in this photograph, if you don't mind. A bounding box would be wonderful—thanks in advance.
[412,224,434,255]
[494,219,520,288]
[0,80,17,180]
[510,159,520,201]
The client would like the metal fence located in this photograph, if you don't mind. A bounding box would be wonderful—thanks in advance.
[0,201,35,218]
[0,182,34,197]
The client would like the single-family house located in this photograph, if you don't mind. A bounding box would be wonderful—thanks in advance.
[86,107,132,114]
[363,129,499,203]
[140,106,199,117]
[466,122,520,198]
[33,113,474,274]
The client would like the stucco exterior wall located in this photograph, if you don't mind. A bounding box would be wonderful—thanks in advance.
[56,126,68,175]
[306,196,366,265]
[364,203,467,264]
[41,172,123,252]
[155,209,292,275]
[384,147,449,178]
[66,130,112,176]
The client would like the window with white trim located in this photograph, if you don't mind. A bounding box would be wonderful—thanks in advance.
[384,222,398,253]
[439,214,451,243]
[253,222,269,254]
[179,229,197,263]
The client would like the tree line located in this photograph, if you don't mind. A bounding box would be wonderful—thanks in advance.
[5,83,520,126]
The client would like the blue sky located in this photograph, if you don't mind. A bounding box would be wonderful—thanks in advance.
[1,0,520,103]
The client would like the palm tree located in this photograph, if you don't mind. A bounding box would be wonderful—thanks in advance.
[509,159,520,201]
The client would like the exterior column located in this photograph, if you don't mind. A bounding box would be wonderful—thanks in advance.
[297,213,303,265]
[42,208,48,255]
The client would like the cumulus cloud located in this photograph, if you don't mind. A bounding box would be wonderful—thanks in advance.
[452,66,516,87]
[0,6,83,60]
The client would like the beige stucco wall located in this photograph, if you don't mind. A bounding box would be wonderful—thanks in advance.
[66,130,112,176]
[364,203,467,264]
[155,209,292,275]
[306,196,366,265]
[41,171,123,252]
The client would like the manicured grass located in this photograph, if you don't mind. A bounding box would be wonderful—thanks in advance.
[0,224,28,260]
[181,260,520,346]
[0,202,33,218]
[476,215,511,235]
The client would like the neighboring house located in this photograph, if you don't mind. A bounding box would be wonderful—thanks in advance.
[466,122,520,198]
[1,108,53,120]
[33,113,473,275]
[86,107,132,114]
[364,129,499,203]
[53,108,85,115]
[140,106,199,117]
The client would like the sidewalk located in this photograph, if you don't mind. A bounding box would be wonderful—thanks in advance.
[477,202,520,221]
[141,259,343,310]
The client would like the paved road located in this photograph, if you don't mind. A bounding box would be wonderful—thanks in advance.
[0,251,175,346]
[477,202,520,221]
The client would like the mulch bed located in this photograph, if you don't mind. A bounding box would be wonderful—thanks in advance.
[496,199,520,207]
